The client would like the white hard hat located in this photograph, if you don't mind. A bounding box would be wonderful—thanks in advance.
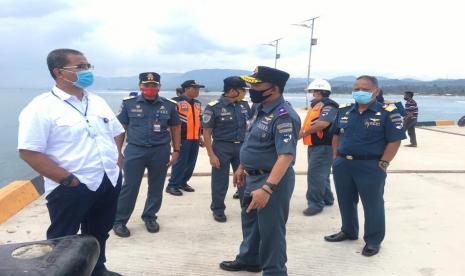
[306,79,331,92]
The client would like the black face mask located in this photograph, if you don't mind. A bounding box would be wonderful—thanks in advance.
[249,86,274,103]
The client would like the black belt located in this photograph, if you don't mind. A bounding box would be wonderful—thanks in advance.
[216,140,242,144]
[337,153,382,160]
[130,143,159,148]
[244,169,271,176]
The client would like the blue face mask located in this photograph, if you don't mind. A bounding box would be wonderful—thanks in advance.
[62,70,94,88]
[352,90,373,104]
[249,86,273,103]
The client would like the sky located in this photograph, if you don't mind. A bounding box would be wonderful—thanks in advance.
[0,0,464,86]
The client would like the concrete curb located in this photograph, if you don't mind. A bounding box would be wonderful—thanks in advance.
[417,120,455,127]
[0,176,43,224]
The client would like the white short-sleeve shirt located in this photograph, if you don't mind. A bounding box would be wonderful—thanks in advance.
[18,86,125,196]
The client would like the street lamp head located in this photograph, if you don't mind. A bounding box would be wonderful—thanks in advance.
[292,23,311,28]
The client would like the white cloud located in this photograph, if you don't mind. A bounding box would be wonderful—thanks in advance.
[1,0,464,85]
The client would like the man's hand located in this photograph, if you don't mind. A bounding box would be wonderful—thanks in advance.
[246,187,271,213]
[117,154,124,170]
[378,160,389,172]
[298,129,305,140]
[199,137,205,148]
[209,153,220,169]
[167,152,179,167]
[68,177,81,187]
[233,167,245,187]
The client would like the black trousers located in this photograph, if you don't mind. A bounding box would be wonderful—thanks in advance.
[46,173,121,274]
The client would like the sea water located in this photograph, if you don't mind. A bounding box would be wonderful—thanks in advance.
[1,88,464,187]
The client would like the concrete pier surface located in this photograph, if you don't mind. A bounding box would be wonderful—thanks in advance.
[1,123,464,275]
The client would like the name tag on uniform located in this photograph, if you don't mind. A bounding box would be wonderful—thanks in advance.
[153,122,161,132]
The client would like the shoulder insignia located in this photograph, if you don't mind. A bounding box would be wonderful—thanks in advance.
[123,96,136,100]
[208,100,219,106]
[339,103,353,109]
[277,107,289,117]
[383,105,397,112]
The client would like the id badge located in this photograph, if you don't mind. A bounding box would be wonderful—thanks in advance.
[153,122,161,132]
[87,124,97,138]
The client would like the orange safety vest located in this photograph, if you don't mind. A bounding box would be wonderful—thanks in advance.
[302,102,324,146]
[177,100,201,140]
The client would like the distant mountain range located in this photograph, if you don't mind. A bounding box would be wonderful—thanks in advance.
[2,69,465,95]
[90,69,465,94]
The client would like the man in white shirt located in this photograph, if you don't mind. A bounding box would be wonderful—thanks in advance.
[18,48,125,276]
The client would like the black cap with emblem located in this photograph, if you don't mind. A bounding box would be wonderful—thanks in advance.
[240,66,290,92]
[181,80,205,89]
[139,72,160,84]
[223,76,249,92]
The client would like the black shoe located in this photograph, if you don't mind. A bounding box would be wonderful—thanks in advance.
[179,183,195,192]
[362,244,380,257]
[232,190,240,199]
[144,220,160,233]
[324,200,334,206]
[324,231,358,242]
[303,208,323,216]
[93,267,123,276]
[219,260,261,272]
[404,144,417,147]
[165,186,183,196]
[113,224,130,238]
[213,213,227,223]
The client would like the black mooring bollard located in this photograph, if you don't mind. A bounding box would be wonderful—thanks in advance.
[0,235,100,276]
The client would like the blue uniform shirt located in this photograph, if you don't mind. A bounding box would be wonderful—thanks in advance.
[334,101,406,156]
[201,96,251,142]
[240,96,301,171]
[118,95,180,146]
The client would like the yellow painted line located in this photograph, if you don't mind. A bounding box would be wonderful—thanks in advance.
[0,180,40,224]
[435,120,455,126]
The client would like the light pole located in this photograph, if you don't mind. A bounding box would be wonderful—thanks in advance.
[293,16,319,109]
[263,38,283,68]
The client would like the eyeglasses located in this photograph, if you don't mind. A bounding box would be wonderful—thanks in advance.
[62,63,94,70]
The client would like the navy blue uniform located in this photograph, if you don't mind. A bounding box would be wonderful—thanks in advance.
[114,95,180,226]
[202,96,251,216]
[235,96,301,276]
[332,101,406,246]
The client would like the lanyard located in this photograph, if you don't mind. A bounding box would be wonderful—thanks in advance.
[51,90,89,120]
[51,90,96,138]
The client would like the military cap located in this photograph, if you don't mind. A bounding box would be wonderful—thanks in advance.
[139,72,160,84]
[181,80,205,89]
[241,66,290,91]
[223,76,249,92]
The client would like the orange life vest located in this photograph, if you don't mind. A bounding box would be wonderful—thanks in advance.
[302,102,325,145]
[177,100,201,140]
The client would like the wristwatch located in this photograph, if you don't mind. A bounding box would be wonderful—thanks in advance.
[59,173,78,186]
[264,182,278,192]
[379,160,390,170]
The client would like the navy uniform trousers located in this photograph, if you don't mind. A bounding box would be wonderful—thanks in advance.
[306,145,334,210]
[167,139,200,188]
[114,143,171,225]
[236,168,295,276]
[210,141,243,215]
[46,173,121,274]
[332,157,387,246]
